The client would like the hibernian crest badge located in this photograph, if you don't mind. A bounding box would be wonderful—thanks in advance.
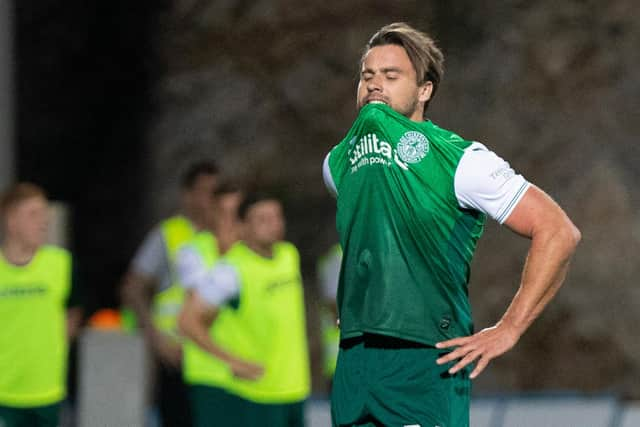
[397,131,429,164]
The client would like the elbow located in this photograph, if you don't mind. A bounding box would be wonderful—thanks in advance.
[560,220,581,254]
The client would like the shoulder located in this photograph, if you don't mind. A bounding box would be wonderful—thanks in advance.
[423,121,474,151]
[455,142,515,188]
[40,245,71,261]
[275,241,299,256]
[454,142,531,223]
[161,215,190,228]
[270,242,301,266]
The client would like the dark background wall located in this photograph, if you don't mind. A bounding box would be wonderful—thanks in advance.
[14,0,640,397]
[15,0,160,312]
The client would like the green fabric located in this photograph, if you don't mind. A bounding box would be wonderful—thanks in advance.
[189,385,247,427]
[327,103,485,346]
[153,215,197,335]
[224,242,311,404]
[0,403,61,427]
[331,340,470,427]
[189,385,304,427]
[182,232,236,389]
[0,246,71,407]
[243,399,305,427]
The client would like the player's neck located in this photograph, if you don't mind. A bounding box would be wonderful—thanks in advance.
[183,209,207,231]
[245,239,273,259]
[213,216,240,254]
[1,238,39,266]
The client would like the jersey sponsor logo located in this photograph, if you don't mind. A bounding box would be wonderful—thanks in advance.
[489,164,515,181]
[349,133,392,165]
[348,131,429,174]
[348,133,394,173]
[0,285,47,298]
[265,276,301,293]
[397,131,429,164]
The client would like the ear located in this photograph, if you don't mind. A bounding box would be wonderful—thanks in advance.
[418,81,433,103]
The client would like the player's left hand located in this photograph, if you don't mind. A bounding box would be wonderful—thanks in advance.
[435,321,521,379]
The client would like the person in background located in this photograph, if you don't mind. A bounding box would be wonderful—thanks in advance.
[0,183,82,427]
[316,243,341,387]
[210,180,244,255]
[323,22,580,426]
[178,193,310,427]
[120,161,218,427]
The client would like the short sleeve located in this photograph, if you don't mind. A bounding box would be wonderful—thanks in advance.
[454,142,531,224]
[130,227,172,290]
[323,152,337,197]
[196,262,241,307]
[176,246,207,290]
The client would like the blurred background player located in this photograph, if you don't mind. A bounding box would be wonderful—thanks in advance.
[0,183,82,427]
[178,193,310,427]
[119,161,218,427]
[316,243,341,388]
[211,180,244,254]
[175,185,260,427]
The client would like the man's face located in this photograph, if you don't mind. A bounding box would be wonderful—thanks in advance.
[244,200,285,247]
[357,44,433,122]
[216,191,243,220]
[5,196,49,248]
[184,173,217,216]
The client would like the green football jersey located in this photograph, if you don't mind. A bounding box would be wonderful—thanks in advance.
[325,103,485,346]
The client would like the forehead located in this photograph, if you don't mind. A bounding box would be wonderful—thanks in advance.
[188,173,217,189]
[361,44,414,72]
[9,196,48,213]
[247,200,282,217]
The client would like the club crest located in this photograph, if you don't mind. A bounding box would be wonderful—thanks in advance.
[397,131,429,164]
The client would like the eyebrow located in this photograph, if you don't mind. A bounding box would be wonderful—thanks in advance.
[361,66,403,74]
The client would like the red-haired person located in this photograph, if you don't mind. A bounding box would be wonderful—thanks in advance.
[0,183,82,427]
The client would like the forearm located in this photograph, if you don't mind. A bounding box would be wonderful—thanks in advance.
[120,273,156,333]
[66,307,83,340]
[178,313,235,365]
[500,224,579,335]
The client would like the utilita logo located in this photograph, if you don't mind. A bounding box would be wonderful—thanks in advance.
[348,133,397,173]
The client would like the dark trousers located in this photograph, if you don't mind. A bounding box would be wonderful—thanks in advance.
[156,364,192,427]
[0,403,60,427]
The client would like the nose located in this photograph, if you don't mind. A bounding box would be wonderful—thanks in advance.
[367,74,382,92]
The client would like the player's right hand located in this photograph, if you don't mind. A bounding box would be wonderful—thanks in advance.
[148,329,182,369]
[230,359,265,380]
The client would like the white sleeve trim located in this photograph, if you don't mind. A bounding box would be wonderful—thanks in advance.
[323,152,337,197]
[454,142,531,224]
[198,262,241,307]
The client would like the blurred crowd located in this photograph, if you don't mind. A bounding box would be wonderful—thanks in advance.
[0,160,341,427]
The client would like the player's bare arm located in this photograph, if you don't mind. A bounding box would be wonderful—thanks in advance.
[178,290,264,380]
[66,306,83,340]
[121,271,182,368]
[436,185,581,379]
